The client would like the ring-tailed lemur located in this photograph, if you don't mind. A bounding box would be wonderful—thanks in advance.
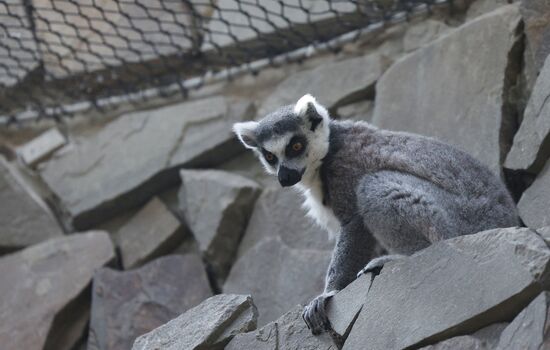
[233,94,520,335]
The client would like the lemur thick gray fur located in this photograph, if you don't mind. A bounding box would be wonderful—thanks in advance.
[233,94,520,335]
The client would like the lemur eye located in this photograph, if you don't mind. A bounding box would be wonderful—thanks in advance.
[292,142,303,152]
[262,150,278,165]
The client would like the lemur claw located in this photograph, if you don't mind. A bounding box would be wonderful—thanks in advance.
[357,254,406,278]
[302,292,335,335]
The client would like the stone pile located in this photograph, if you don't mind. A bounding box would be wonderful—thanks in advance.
[1,1,550,349]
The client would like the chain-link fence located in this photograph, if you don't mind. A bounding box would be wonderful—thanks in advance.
[0,0,454,124]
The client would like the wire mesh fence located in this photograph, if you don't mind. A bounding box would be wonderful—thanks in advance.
[0,0,453,124]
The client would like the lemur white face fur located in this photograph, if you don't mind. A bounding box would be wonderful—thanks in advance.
[233,94,331,189]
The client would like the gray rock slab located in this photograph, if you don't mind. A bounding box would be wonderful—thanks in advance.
[326,273,372,337]
[518,160,550,228]
[419,323,508,350]
[132,294,257,350]
[17,128,67,167]
[0,157,62,253]
[226,305,337,350]
[537,226,550,246]
[505,53,550,172]
[496,292,549,349]
[0,0,40,88]
[372,5,522,175]
[343,227,550,350]
[224,237,331,326]
[179,169,260,283]
[520,0,550,87]
[0,231,115,350]
[336,100,374,122]
[217,152,276,188]
[87,254,212,350]
[40,96,254,229]
[403,19,450,52]
[115,197,184,269]
[258,53,384,117]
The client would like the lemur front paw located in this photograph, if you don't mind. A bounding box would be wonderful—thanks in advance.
[302,291,337,335]
[357,254,405,278]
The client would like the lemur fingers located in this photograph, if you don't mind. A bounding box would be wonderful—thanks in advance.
[357,254,406,278]
[302,291,336,335]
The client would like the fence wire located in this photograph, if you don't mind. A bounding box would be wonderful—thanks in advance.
[0,0,453,124]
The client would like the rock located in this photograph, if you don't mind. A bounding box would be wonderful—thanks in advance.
[0,157,62,253]
[343,227,550,350]
[115,197,185,269]
[88,255,212,350]
[217,152,275,188]
[0,231,115,350]
[372,5,522,175]
[518,160,550,228]
[179,169,260,283]
[419,323,508,350]
[225,237,331,326]
[403,20,450,52]
[505,54,550,172]
[466,0,508,20]
[0,0,39,88]
[17,128,66,167]
[496,292,549,349]
[226,305,337,350]
[40,96,254,229]
[336,100,374,122]
[132,294,257,350]
[326,273,372,337]
[520,0,550,87]
[33,0,197,79]
[258,54,385,116]
[237,188,334,255]
[538,226,550,245]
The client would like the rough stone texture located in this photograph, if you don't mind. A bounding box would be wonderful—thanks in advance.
[217,152,275,188]
[466,0,508,20]
[0,231,115,350]
[518,159,550,228]
[505,54,550,172]
[520,0,550,89]
[336,100,374,122]
[179,169,260,283]
[226,305,337,350]
[225,237,331,326]
[0,157,62,253]
[343,227,550,350]
[0,0,39,88]
[258,54,384,117]
[326,273,372,337]
[419,323,508,350]
[87,255,212,350]
[40,96,254,229]
[538,226,550,246]
[132,294,257,350]
[403,19,450,52]
[115,197,184,269]
[496,292,548,349]
[33,0,197,79]
[372,5,522,175]
[17,128,67,167]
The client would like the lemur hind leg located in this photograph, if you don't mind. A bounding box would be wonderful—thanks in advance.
[356,170,459,274]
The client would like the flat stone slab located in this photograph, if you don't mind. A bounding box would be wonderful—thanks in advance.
[0,157,62,253]
[40,96,254,229]
[226,305,337,350]
[18,128,67,167]
[343,227,550,350]
[505,53,550,172]
[0,231,115,350]
[115,197,184,269]
[518,159,550,228]
[132,294,257,350]
[179,169,260,283]
[371,5,522,175]
[88,254,212,350]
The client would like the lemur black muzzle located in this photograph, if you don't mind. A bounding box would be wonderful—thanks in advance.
[278,166,302,187]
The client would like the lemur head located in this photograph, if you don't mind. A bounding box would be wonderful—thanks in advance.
[233,94,331,188]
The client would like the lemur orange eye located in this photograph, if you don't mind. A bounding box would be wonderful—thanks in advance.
[292,142,303,151]
[265,153,274,161]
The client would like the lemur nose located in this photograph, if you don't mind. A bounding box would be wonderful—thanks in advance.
[278,166,302,187]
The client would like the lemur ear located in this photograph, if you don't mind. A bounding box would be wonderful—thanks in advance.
[293,94,329,132]
[233,121,259,149]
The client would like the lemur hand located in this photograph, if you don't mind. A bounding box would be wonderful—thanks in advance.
[302,291,337,335]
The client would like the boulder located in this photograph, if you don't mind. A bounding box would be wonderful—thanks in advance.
[343,227,550,350]
[114,197,185,269]
[226,305,337,350]
[505,54,550,173]
[0,231,115,350]
[179,169,260,283]
[224,237,331,326]
[87,255,212,350]
[520,0,550,88]
[336,100,374,122]
[40,96,254,229]
[217,152,275,188]
[518,159,550,228]
[372,5,522,175]
[17,128,67,167]
[0,157,62,253]
[403,19,450,52]
[419,323,508,350]
[132,294,257,350]
[258,54,384,116]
